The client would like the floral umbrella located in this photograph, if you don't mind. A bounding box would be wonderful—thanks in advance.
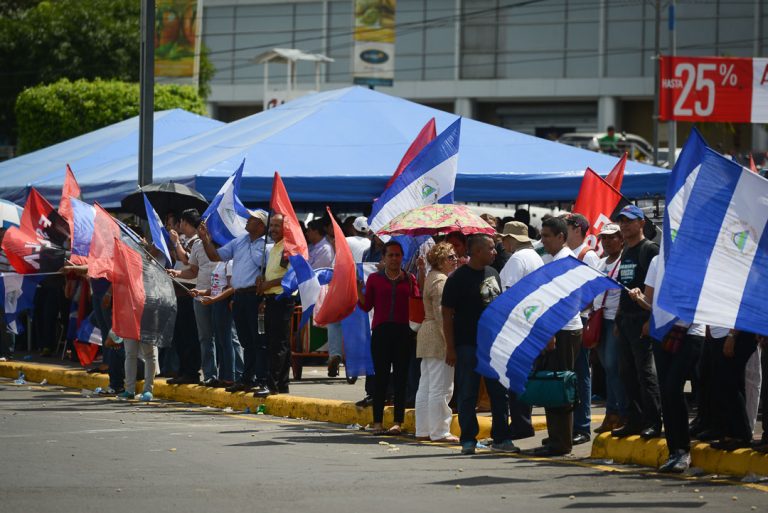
[376,204,497,237]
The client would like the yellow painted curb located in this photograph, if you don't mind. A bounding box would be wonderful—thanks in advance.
[1,361,552,440]
[591,432,768,478]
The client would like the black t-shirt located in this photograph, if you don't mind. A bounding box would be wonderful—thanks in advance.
[617,238,659,316]
[441,265,501,347]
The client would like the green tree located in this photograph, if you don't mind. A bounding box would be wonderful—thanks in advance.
[0,0,213,145]
[15,78,207,154]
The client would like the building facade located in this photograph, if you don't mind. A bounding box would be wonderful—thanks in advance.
[201,0,765,152]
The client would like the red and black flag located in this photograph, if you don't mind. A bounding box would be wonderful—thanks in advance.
[111,237,176,346]
[1,188,67,273]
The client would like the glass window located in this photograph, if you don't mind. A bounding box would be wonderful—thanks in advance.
[461,52,495,79]
[565,51,597,78]
[396,55,423,81]
[424,53,454,80]
[500,50,562,79]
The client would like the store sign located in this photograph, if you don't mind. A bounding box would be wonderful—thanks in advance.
[155,0,200,82]
[353,0,396,87]
[660,56,768,123]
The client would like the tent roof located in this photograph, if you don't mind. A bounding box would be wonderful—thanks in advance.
[0,109,224,205]
[0,87,670,208]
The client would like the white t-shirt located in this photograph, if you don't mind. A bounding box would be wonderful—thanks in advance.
[346,236,371,263]
[644,256,705,337]
[210,260,233,297]
[572,241,601,269]
[500,247,544,290]
[188,237,216,290]
[593,256,621,320]
[545,246,583,331]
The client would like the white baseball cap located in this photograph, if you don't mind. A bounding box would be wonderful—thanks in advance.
[353,216,369,233]
[247,208,268,226]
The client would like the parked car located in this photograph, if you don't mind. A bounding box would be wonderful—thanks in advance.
[557,131,655,164]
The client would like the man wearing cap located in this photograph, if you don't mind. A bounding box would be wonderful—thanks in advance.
[565,212,601,446]
[592,223,627,434]
[347,216,372,263]
[498,220,544,440]
[610,204,662,439]
[198,209,272,398]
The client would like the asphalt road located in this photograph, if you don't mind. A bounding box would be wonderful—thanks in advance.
[2,379,767,513]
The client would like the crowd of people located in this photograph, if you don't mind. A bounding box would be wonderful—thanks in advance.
[1,203,766,474]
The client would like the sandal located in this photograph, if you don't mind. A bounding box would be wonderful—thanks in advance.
[364,424,387,435]
[433,435,459,443]
[386,426,402,436]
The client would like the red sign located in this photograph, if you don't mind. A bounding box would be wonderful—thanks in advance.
[659,56,765,123]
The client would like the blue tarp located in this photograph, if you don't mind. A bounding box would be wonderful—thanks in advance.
[0,109,224,206]
[0,88,670,207]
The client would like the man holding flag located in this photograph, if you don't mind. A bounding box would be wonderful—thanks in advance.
[198,209,271,398]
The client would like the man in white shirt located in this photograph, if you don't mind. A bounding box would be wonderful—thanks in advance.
[564,213,600,446]
[499,221,544,291]
[498,220,544,440]
[346,216,372,263]
[534,216,583,456]
[306,219,335,269]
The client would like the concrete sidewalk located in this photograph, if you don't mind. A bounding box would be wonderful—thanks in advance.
[3,356,768,478]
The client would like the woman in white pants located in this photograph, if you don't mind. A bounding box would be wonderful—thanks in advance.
[415,242,459,442]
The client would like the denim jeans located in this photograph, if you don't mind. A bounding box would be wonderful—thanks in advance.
[212,300,242,383]
[455,344,511,445]
[573,344,591,435]
[193,300,217,380]
[326,322,343,358]
[596,319,627,416]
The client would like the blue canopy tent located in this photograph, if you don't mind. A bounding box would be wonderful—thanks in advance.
[0,109,224,206]
[0,88,670,208]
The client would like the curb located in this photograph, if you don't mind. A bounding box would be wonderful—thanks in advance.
[1,361,547,440]
[591,432,768,478]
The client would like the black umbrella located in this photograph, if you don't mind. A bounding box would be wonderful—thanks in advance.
[121,182,209,220]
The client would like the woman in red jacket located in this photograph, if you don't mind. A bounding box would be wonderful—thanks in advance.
[358,240,419,435]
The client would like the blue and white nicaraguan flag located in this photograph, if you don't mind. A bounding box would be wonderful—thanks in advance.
[657,148,768,336]
[1,272,46,334]
[650,129,707,341]
[476,257,620,394]
[142,194,173,265]
[367,118,461,234]
[279,255,334,328]
[202,159,252,246]
[339,263,379,378]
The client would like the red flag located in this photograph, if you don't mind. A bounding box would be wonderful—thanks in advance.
[111,238,145,341]
[71,278,98,366]
[605,153,627,190]
[86,204,121,280]
[573,168,624,251]
[750,154,759,174]
[59,164,81,232]
[385,118,436,189]
[313,207,358,325]
[270,172,308,259]
[20,188,70,247]
[1,225,66,273]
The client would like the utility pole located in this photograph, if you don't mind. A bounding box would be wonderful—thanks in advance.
[668,0,677,167]
[652,0,661,167]
[138,0,155,187]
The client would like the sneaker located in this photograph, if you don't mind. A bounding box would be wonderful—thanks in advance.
[98,387,125,397]
[658,453,680,473]
[117,391,135,401]
[138,392,153,402]
[491,440,520,453]
[461,442,476,455]
[672,452,691,473]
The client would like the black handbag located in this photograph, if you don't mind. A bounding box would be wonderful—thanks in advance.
[519,370,577,408]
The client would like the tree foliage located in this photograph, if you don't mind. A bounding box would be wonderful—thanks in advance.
[0,0,213,144]
[15,78,207,154]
